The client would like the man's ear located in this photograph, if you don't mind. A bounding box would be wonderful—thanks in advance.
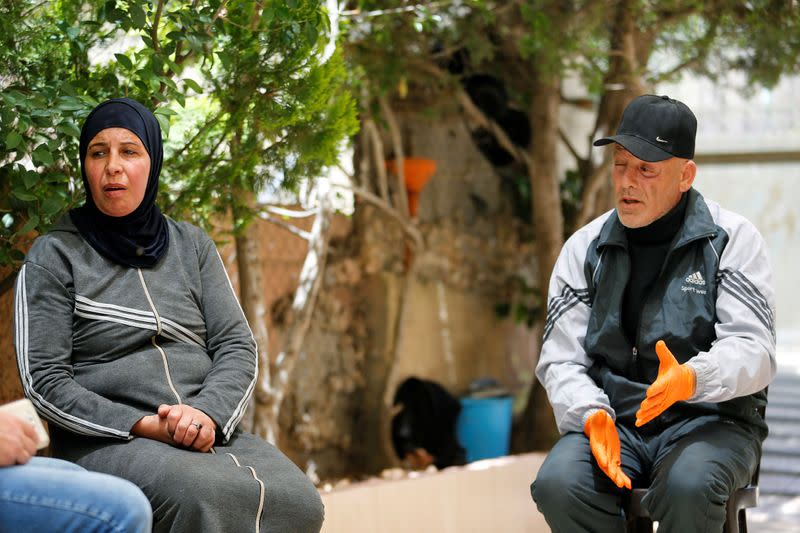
[679,160,697,192]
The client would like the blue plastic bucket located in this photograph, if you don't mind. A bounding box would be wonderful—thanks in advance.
[456,396,513,462]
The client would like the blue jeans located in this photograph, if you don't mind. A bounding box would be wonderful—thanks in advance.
[0,457,151,533]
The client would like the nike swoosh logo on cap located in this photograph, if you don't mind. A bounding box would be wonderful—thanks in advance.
[656,136,668,143]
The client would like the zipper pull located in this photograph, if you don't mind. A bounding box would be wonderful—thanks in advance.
[632,346,638,359]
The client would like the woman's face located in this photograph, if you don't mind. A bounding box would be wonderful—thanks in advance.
[84,127,151,217]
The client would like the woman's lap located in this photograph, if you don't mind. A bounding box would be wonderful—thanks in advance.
[53,430,323,533]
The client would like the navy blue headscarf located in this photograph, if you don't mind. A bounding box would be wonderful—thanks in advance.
[70,98,169,268]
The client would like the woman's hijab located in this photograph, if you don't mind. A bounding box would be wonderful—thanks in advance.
[70,98,169,268]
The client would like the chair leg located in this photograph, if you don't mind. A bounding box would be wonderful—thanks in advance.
[626,516,654,533]
[725,486,757,533]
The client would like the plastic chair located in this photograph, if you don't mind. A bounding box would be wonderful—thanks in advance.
[626,485,758,533]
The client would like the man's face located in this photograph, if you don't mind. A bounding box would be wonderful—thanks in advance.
[611,145,696,228]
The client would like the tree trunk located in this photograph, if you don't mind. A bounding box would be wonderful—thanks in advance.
[233,197,274,437]
[576,0,651,230]
[516,3,660,451]
[514,73,565,451]
[272,187,334,445]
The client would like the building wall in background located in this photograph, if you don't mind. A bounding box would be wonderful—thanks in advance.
[661,74,800,346]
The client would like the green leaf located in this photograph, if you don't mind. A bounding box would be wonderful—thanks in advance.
[155,114,171,136]
[183,78,203,93]
[185,34,203,53]
[305,23,318,48]
[163,56,180,74]
[56,121,81,138]
[41,196,64,216]
[56,96,85,111]
[151,54,164,74]
[5,131,23,150]
[19,215,39,234]
[154,106,177,117]
[115,53,133,69]
[161,76,178,91]
[130,4,147,27]
[32,146,54,166]
[2,91,23,106]
[12,189,37,202]
[23,171,38,190]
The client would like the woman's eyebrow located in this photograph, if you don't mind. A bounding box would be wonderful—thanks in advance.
[87,140,142,149]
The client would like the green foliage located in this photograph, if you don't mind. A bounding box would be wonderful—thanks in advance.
[341,0,800,333]
[0,0,357,268]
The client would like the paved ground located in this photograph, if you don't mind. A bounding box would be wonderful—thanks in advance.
[747,346,800,532]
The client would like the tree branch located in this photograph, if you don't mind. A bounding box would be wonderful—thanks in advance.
[21,1,47,18]
[151,0,165,53]
[213,0,231,22]
[250,0,264,31]
[362,116,390,203]
[646,18,721,85]
[413,61,533,168]
[651,5,700,34]
[378,95,409,218]
[330,182,423,251]
[573,148,612,230]
[172,109,224,158]
[341,1,454,18]
[257,211,312,241]
[267,187,334,443]
[559,127,582,164]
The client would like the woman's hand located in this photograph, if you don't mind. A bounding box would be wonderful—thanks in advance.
[158,404,216,453]
[0,411,38,466]
[130,414,173,445]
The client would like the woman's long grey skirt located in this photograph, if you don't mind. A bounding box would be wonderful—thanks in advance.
[52,428,324,533]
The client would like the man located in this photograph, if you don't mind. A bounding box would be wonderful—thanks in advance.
[530,94,775,532]
[0,408,152,532]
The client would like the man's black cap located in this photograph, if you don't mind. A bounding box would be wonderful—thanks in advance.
[594,94,697,162]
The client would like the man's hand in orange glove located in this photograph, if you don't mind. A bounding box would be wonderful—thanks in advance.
[635,340,696,427]
[584,410,632,489]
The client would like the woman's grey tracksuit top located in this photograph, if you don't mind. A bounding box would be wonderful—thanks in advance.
[15,215,256,442]
[536,188,776,437]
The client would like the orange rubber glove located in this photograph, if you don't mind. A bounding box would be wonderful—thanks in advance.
[635,340,696,427]
[584,410,632,489]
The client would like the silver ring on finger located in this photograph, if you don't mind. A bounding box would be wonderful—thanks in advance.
[191,422,203,430]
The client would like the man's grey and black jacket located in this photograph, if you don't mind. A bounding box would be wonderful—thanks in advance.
[536,188,776,438]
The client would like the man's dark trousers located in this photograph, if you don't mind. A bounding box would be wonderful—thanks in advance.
[531,415,760,532]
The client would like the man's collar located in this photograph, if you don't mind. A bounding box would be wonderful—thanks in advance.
[597,188,716,250]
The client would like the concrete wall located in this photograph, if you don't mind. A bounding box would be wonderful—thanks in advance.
[320,452,548,533]
[393,276,538,398]
[659,74,800,347]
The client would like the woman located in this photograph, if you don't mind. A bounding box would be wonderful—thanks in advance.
[14,98,324,533]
